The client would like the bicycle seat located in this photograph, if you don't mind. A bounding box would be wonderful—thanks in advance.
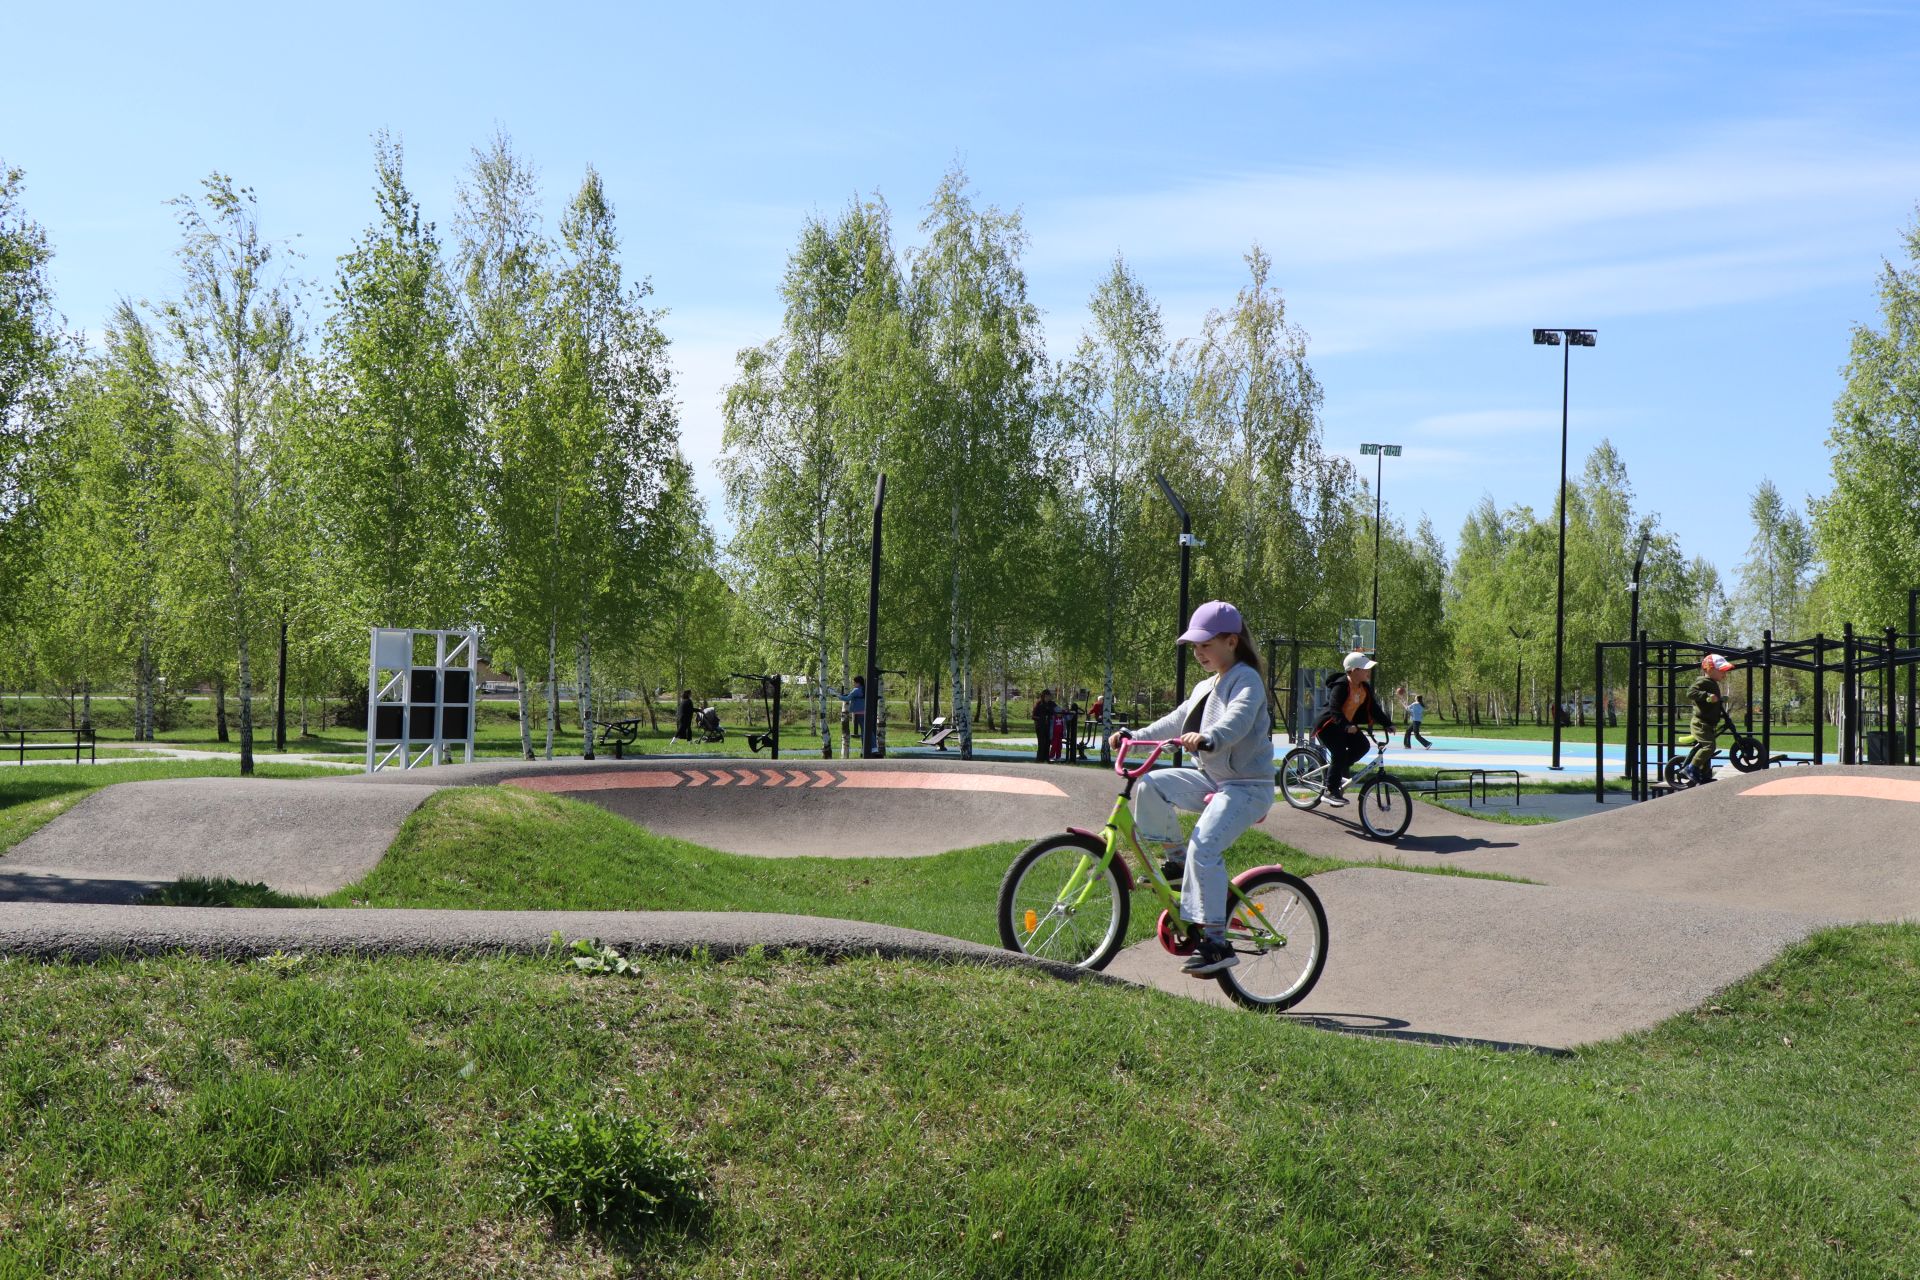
[1203,792,1266,824]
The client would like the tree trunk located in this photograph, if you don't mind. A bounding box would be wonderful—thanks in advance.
[238,633,254,777]
[578,637,594,760]
[544,621,558,761]
[276,613,288,752]
[215,674,230,743]
[516,665,534,759]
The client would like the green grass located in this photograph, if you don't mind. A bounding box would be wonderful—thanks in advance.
[0,761,346,855]
[325,787,1523,947]
[0,928,1915,1277]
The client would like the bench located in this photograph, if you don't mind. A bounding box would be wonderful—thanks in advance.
[589,717,641,759]
[3,728,97,765]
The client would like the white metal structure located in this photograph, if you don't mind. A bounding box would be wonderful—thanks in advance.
[365,628,479,773]
[1341,618,1379,655]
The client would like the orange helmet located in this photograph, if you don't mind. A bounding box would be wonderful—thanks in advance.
[1701,654,1734,677]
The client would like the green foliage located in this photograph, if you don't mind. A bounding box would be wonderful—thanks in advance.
[502,1108,707,1238]
[1815,206,1920,630]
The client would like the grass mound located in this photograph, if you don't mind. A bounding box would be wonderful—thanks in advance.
[0,926,1913,1277]
[331,786,1523,947]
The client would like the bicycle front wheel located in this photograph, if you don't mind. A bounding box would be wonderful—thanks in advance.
[1278,747,1324,810]
[1217,868,1328,1011]
[1358,775,1413,841]
[996,833,1132,971]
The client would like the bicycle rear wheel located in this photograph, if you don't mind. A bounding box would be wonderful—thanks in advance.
[1278,747,1324,810]
[996,833,1132,971]
[1357,775,1412,841]
[1216,869,1328,1011]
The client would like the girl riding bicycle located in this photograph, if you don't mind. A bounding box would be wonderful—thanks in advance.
[1316,652,1394,806]
[1106,600,1272,978]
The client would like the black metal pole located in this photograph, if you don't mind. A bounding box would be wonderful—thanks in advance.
[771,676,781,761]
[1626,534,1645,789]
[1842,623,1855,764]
[1908,588,1917,765]
[864,474,885,759]
[1155,474,1192,743]
[1813,636,1825,766]
[1551,337,1570,770]
[1593,643,1605,802]
[1371,450,1383,626]
[1762,630,1773,767]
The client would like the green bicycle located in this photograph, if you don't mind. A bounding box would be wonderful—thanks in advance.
[995,738,1329,1011]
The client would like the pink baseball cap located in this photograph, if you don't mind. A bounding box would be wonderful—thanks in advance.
[1177,600,1244,643]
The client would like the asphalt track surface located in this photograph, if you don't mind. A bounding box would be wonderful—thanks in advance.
[2,757,1915,1050]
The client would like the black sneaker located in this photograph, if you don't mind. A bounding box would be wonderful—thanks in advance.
[1323,787,1349,808]
[1181,938,1239,977]
[1160,857,1186,884]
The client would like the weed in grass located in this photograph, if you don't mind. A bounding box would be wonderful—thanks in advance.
[137,877,317,908]
[502,1108,708,1241]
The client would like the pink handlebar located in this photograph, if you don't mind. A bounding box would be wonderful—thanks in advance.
[1114,738,1182,779]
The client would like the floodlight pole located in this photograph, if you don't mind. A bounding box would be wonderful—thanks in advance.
[1155,474,1194,706]
[1533,327,1596,770]
[1360,443,1400,635]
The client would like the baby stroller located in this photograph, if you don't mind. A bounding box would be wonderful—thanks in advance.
[694,705,725,744]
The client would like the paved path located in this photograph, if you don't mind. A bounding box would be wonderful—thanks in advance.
[2,758,1915,1051]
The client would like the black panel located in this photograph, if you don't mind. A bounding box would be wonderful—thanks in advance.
[408,705,437,739]
[410,669,438,702]
[440,706,470,739]
[442,669,472,704]
[374,705,404,740]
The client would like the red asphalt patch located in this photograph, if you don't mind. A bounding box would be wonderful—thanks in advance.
[1741,775,1920,804]
[504,769,1069,798]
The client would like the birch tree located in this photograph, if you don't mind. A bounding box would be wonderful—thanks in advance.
[1738,479,1814,642]
[900,167,1048,757]
[307,134,476,632]
[1815,207,1920,630]
[158,175,301,776]
[1182,246,1357,649]
[1055,255,1173,752]
[721,199,898,756]
[456,133,553,757]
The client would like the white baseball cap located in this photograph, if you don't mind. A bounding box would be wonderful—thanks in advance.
[1343,651,1378,672]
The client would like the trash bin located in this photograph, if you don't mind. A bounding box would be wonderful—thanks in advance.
[1864,729,1896,764]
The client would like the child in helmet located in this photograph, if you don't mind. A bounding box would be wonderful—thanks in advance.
[1686,654,1736,784]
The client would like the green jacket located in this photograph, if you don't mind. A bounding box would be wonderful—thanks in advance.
[1688,676,1730,737]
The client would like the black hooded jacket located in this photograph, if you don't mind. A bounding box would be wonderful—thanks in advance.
[1316,672,1394,735]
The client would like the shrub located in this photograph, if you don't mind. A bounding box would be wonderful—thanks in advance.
[503,1109,707,1238]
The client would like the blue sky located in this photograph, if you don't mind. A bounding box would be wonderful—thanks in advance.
[7,1,1920,583]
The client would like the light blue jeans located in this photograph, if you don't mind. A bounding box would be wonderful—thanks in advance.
[1134,770,1273,929]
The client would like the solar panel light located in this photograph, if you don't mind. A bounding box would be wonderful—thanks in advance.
[1532,328,1561,345]
[1569,330,1596,347]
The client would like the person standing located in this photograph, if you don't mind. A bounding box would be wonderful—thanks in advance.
[1031,689,1057,762]
[675,690,695,743]
[1106,601,1273,977]
[1399,689,1433,750]
[841,675,867,748]
[1315,653,1394,806]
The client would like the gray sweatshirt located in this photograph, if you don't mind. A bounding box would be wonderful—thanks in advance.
[1134,661,1273,784]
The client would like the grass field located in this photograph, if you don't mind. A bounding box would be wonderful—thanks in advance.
[3,759,1916,1273]
[0,928,1914,1278]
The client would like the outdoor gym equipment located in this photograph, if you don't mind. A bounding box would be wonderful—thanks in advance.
[994,737,1329,1011]
[734,672,782,758]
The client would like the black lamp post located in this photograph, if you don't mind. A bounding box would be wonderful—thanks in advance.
[1154,474,1202,764]
[1532,326,1597,770]
[1359,442,1401,628]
